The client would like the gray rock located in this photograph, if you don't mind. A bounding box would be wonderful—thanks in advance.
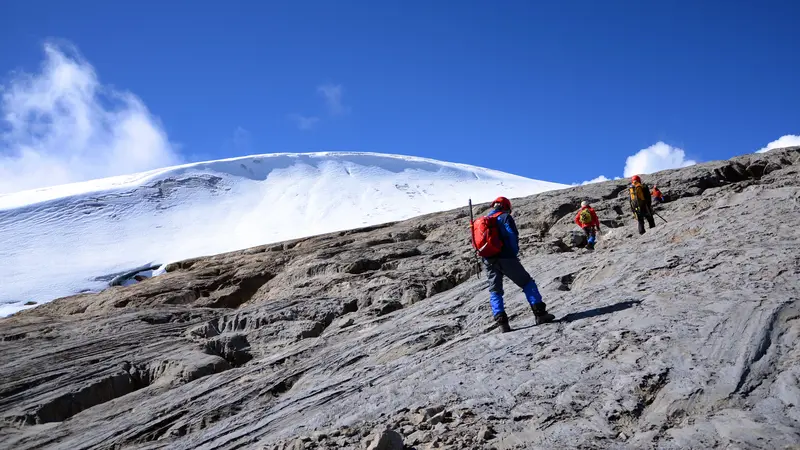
[313,431,327,441]
[428,411,446,425]
[366,429,403,450]
[336,316,355,329]
[457,408,476,419]
[564,229,588,248]
[477,425,495,441]
[409,413,426,425]
[1,148,799,449]
[405,430,431,445]
[423,405,445,419]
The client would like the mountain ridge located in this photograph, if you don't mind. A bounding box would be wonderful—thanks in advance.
[0,151,556,209]
[0,147,798,449]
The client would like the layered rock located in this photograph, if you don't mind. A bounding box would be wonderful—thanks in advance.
[1,148,799,449]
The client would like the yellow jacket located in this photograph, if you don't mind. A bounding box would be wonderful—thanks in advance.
[629,182,652,215]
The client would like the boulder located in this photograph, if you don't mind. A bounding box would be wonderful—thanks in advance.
[366,429,404,450]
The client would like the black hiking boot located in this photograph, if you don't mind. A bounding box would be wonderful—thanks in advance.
[494,312,512,333]
[531,302,555,325]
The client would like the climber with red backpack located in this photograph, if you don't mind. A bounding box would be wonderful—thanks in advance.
[470,196,555,332]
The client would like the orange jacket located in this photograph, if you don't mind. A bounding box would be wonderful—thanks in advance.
[574,206,600,228]
[652,187,663,199]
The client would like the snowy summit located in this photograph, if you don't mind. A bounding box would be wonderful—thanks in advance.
[0,151,567,316]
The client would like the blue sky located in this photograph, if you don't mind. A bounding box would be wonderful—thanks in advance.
[1,0,798,191]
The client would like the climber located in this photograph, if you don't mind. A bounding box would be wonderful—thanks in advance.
[477,196,555,332]
[651,185,665,206]
[629,175,656,234]
[574,200,601,250]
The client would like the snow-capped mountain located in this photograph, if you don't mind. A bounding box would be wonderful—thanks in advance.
[0,151,568,316]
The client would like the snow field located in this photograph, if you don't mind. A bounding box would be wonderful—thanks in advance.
[0,152,568,316]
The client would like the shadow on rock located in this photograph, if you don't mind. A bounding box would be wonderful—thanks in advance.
[559,300,642,323]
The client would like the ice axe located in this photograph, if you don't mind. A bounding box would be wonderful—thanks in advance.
[468,199,481,279]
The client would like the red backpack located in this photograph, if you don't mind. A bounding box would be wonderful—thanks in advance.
[471,211,504,257]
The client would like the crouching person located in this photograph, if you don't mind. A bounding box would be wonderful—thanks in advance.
[473,197,555,333]
[651,185,665,206]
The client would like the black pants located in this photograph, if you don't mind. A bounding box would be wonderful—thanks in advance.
[637,212,656,234]
[484,257,533,295]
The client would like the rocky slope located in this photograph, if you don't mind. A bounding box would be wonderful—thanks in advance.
[1,148,799,450]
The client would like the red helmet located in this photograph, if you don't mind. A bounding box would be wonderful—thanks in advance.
[631,175,641,183]
[493,196,512,211]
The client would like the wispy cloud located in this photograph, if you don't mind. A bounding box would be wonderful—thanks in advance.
[623,141,696,177]
[0,41,181,195]
[223,126,252,153]
[288,113,320,131]
[317,83,350,116]
[287,83,348,130]
[756,134,800,153]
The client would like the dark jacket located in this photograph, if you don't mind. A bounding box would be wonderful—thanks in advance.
[629,182,653,217]
[486,209,519,259]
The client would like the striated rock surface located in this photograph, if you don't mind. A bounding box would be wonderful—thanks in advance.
[1,147,799,449]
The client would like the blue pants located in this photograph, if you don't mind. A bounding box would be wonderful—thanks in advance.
[583,227,597,247]
[483,257,543,316]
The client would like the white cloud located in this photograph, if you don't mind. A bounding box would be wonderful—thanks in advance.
[573,141,696,185]
[571,175,623,186]
[580,175,610,185]
[317,83,349,116]
[756,134,800,153]
[0,42,181,195]
[288,113,320,130]
[623,141,696,177]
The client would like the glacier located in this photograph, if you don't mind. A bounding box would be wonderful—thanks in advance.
[0,151,568,316]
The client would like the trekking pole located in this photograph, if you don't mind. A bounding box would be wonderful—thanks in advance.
[654,211,668,223]
[468,199,481,279]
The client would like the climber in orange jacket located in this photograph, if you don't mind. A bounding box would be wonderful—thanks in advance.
[651,185,664,206]
[574,200,601,249]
